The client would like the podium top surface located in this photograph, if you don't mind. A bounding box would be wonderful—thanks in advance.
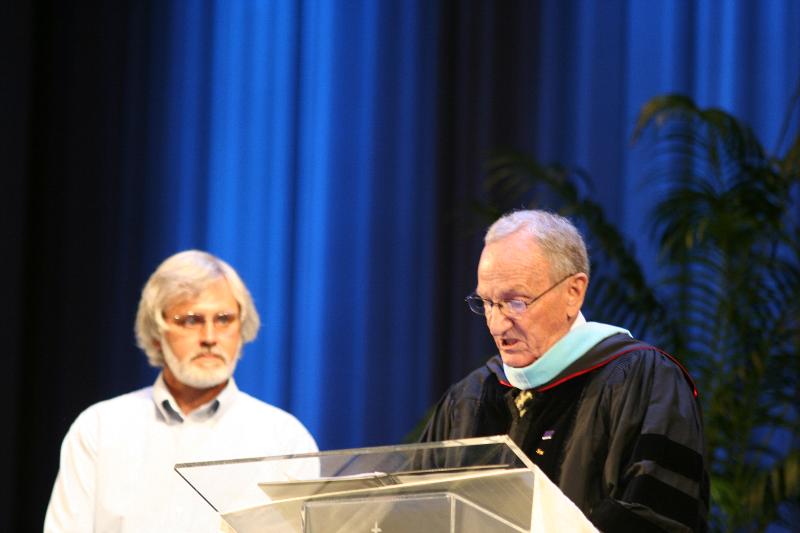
[175,436,535,515]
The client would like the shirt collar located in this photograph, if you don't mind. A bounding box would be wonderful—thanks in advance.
[571,311,587,330]
[152,373,239,424]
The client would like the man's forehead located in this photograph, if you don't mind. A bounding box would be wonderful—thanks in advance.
[480,233,546,269]
[163,277,236,310]
[477,261,539,289]
[477,234,550,289]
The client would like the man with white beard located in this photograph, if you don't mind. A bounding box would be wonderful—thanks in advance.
[44,250,318,533]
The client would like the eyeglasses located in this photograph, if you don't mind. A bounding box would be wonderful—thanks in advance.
[465,274,574,318]
[169,312,239,331]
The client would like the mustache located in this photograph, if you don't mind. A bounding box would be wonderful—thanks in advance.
[191,348,230,362]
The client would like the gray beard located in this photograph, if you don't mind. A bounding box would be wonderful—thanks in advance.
[161,338,241,388]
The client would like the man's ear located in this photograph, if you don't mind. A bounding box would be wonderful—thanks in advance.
[566,273,589,315]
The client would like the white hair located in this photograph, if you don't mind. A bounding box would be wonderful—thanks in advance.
[485,210,590,280]
[134,250,260,367]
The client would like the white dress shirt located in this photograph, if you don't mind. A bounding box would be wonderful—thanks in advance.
[44,375,318,533]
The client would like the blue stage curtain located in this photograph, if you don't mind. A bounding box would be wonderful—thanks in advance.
[528,0,800,270]
[140,0,799,451]
[142,1,442,449]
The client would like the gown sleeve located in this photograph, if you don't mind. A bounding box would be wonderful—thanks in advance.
[589,350,708,532]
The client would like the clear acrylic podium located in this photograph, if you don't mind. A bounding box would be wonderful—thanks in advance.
[175,435,597,532]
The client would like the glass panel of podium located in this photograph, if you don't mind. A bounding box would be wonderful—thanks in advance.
[175,436,544,533]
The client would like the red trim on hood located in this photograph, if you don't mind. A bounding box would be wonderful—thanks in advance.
[654,348,700,398]
[499,345,700,398]
[534,347,641,392]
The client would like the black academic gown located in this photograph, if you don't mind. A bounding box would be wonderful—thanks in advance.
[420,333,709,533]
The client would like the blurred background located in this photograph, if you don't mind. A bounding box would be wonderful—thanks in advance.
[3,1,798,531]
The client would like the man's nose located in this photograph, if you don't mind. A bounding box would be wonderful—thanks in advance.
[200,320,218,347]
[486,307,512,335]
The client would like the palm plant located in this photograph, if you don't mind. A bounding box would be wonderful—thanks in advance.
[484,91,800,531]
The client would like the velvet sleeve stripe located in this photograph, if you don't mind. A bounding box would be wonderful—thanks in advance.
[589,498,672,533]
[622,474,703,530]
[632,433,704,481]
